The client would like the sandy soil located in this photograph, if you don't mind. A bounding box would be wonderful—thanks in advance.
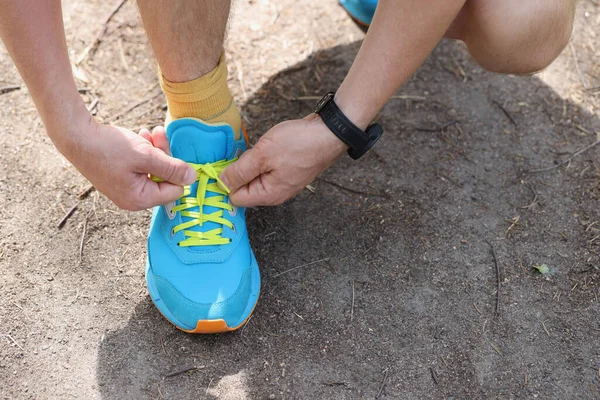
[1,0,599,399]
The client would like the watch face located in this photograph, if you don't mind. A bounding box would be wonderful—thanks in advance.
[315,92,334,113]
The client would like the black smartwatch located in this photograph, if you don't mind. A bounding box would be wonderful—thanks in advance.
[314,92,383,160]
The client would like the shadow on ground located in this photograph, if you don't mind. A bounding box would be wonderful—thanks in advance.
[97,40,600,399]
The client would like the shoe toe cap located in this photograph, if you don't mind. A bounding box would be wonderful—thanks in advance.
[154,267,253,330]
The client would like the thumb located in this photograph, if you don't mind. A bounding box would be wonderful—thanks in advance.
[219,149,267,193]
[145,148,196,186]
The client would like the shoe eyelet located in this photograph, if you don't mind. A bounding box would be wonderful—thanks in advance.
[170,229,175,238]
[228,205,237,217]
[231,223,236,233]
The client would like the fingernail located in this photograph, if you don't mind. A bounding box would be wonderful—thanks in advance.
[184,168,196,185]
[219,174,230,189]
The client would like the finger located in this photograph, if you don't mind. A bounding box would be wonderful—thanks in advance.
[151,126,171,155]
[219,149,267,193]
[228,185,259,207]
[229,175,275,207]
[145,148,196,185]
[138,180,185,209]
[139,128,153,143]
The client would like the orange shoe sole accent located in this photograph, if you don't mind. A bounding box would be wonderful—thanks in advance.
[338,3,370,32]
[184,296,258,333]
[348,14,369,31]
[183,319,233,334]
[153,293,259,334]
[241,122,250,146]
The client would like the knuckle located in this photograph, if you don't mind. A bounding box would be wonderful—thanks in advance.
[255,141,272,159]
[232,162,248,183]
[257,151,270,167]
[136,144,153,160]
[162,159,179,182]
[135,147,154,169]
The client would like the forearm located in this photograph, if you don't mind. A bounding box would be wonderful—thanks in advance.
[0,0,88,149]
[336,0,466,129]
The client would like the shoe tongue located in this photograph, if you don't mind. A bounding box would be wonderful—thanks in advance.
[167,121,233,163]
[165,119,235,252]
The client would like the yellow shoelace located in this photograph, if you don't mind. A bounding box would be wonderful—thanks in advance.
[152,158,236,247]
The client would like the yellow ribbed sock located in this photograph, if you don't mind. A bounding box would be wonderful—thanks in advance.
[160,53,241,140]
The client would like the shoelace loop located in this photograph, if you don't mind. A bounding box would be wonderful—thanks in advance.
[152,158,236,247]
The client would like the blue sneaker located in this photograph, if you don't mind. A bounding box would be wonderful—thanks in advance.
[339,0,378,27]
[146,118,260,334]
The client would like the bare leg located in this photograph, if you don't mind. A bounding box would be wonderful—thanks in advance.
[137,0,230,82]
[446,0,576,74]
[136,0,242,139]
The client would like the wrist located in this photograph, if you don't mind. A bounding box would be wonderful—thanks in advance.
[44,97,94,158]
[313,92,383,160]
[306,113,348,156]
[333,87,375,131]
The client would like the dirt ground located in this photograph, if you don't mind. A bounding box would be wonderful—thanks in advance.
[1,0,600,399]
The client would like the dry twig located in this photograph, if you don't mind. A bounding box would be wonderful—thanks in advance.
[350,280,355,322]
[412,120,458,132]
[165,365,203,378]
[489,341,503,356]
[2,334,24,351]
[570,42,589,89]
[0,85,21,95]
[205,378,214,396]
[391,94,426,101]
[117,37,129,70]
[87,97,99,113]
[77,185,95,199]
[239,314,253,347]
[520,186,538,210]
[79,213,89,264]
[493,100,518,127]
[485,240,502,317]
[76,0,128,65]
[375,368,389,399]
[527,139,600,174]
[505,216,520,235]
[429,367,439,384]
[272,258,330,278]
[107,89,161,123]
[316,177,390,199]
[541,320,551,337]
[293,94,426,101]
[57,203,78,229]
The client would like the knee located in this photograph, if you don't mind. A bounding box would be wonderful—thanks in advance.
[457,0,575,74]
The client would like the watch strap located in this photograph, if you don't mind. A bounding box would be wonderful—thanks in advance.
[315,92,383,159]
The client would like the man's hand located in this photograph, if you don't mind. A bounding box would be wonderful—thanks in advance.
[220,114,347,207]
[57,117,196,211]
